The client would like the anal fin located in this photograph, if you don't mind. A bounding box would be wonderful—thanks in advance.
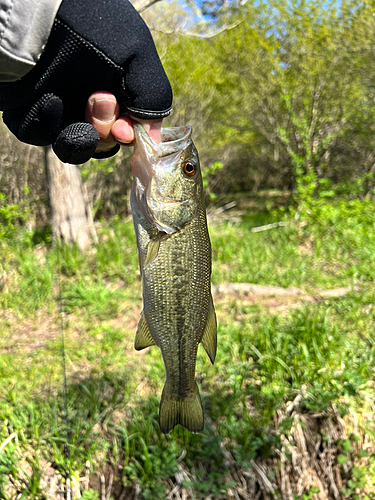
[134,312,156,350]
[201,294,217,364]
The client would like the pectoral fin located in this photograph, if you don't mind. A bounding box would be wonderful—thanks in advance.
[134,312,156,350]
[145,233,162,267]
[201,295,217,364]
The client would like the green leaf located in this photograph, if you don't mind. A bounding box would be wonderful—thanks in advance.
[337,454,348,465]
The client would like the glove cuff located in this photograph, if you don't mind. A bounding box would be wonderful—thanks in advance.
[127,106,172,121]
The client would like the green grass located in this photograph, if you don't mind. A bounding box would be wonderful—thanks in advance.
[0,197,375,498]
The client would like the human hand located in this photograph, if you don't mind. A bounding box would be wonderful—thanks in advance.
[86,91,162,154]
[0,0,171,164]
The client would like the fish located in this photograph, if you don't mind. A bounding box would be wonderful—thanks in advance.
[130,123,217,434]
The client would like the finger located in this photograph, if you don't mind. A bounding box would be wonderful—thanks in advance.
[111,115,135,145]
[112,116,163,145]
[53,122,99,164]
[136,118,162,144]
[120,14,173,120]
[85,91,119,153]
[3,93,63,146]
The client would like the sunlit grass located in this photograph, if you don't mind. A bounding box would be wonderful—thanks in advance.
[1,199,375,498]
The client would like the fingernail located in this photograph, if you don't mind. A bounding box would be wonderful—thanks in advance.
[117,139,135,147]
[93,99,116,122]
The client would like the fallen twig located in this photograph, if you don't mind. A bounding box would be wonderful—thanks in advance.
[207,201,239,222]
[211,283,359,300]
[0,432,17,453]
[251,221,286,233]
[211,283,304,296]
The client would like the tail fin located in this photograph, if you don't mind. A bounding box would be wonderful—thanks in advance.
[159,381,204,434]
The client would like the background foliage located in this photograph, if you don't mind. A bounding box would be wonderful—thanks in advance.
[1,0,374,219]
[1,0,375,498]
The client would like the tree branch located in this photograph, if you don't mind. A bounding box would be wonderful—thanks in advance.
[131,0,163,13]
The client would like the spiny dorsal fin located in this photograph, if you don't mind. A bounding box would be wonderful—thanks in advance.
[201,295,217,364]
[145,232,162,267]
[134,312,156,351]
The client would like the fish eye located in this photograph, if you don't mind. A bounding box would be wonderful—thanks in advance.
[183,161,197,177]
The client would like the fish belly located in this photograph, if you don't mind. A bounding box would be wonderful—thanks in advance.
[132,194,213,432]
[144,215,211,433]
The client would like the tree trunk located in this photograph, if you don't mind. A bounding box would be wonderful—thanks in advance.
[44,146,97,250]
[43,0,153,248]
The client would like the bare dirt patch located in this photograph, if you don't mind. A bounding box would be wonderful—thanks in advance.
[1,282,357,356]
[2,281,374,500]
[211,282,357,315]
[0,308,59,354]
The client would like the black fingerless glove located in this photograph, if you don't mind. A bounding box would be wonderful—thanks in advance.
[0,0,173,164]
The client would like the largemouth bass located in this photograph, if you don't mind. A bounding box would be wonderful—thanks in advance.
[130,123,217,434]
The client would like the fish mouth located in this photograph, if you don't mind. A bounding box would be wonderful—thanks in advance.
[133,123,192,158]
[132,123,194,234]
[132,123,192,203]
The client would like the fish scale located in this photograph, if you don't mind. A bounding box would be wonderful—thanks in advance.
[130,123,217,433]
